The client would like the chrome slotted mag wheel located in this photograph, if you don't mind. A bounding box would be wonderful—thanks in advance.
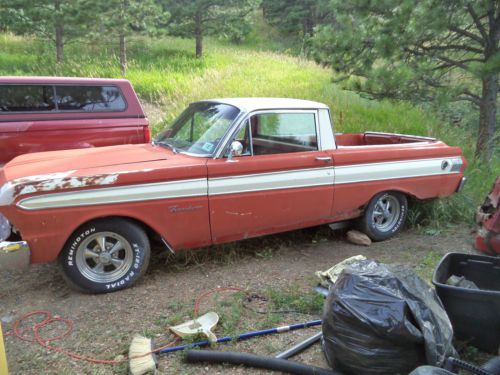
[371,194,401,232]
[75,232,134,283]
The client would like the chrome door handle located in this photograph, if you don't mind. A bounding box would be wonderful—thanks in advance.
[315,156,332,161]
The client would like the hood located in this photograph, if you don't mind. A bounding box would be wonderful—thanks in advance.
[0,144,206,206]
[6,144,167,176]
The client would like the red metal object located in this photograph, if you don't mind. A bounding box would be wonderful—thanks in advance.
[0,144,465,264]
[0,77,149,164]
[475,176,500,255]
[0,99,467,269]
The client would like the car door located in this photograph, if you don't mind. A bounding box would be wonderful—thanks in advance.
[206,109,334,244]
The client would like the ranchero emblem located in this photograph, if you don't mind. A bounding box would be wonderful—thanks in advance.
[169,205,203,213]
[441,160,449,170]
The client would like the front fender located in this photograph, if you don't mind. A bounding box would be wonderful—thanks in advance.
[10,195,211,263]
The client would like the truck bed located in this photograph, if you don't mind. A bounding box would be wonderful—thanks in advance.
[336,132,436,147]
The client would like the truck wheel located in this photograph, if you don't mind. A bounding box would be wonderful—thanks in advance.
[359,191,408,241]
[60,218,150,293]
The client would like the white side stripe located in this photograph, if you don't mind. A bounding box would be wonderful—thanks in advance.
[16,157,462,210]
[335,157,461,184]
[17,178,207,210]
[208,167,334,196]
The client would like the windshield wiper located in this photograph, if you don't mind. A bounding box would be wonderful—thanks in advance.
[154,140,178,154]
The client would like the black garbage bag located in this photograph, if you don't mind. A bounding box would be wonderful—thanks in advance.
[322,260,457,375]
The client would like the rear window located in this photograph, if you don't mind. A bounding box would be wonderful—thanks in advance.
[0,85,56,112]
[55,85,126,112]
[257,113,317,137]
[0,84,126,113]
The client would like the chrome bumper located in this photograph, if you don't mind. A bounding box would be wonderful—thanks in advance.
[0,241,30,270]
[456,177,467,192]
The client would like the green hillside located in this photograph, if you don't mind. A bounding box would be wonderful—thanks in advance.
[0,33,495,226]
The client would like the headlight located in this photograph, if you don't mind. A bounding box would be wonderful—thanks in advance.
[0,213,11,242]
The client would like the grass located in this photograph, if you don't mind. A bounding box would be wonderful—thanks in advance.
[144,286,321,346]
[415,250,443,283]
[0,32,497,227]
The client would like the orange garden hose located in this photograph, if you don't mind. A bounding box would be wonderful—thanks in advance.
[3,287,244,367]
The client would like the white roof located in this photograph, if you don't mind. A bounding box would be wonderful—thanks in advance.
[202,98,329,112]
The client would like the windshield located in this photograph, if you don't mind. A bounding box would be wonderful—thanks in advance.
[155,102,240,156]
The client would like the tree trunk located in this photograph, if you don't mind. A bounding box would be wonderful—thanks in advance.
[475,74,498,161]
[195,12,203,58]
[55,25,64,63]
[475,7,499,163]
[54,0,64,63]
[119,32,127,77]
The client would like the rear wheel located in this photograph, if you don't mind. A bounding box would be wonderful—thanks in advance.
[60,218,150,293]
[359,191,408,241]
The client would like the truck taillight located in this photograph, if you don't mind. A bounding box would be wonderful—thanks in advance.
[144,126,151,143]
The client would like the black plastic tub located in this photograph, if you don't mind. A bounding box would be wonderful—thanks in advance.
[432,252,500,353]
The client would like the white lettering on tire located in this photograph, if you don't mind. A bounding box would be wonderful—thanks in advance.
[67,227,96,266]
[104,243,141,290]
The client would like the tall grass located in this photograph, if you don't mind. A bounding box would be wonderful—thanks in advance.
[0,32,496,227]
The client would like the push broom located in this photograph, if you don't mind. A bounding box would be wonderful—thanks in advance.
[129,319,322,375]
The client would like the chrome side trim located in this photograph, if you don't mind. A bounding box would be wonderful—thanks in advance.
[449,157,463,172]
[15,157,463,210]
[456,177,467,192]
[161,237,176,255]
[335,157,461,185]
[364,131,437,141]
[209,167,334,196]
[17,178,208,210]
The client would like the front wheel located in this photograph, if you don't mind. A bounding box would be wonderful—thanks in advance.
[358,191,408,241]
[60,218,150,293]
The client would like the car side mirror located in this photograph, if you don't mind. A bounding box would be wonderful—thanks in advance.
[227,141,243,162]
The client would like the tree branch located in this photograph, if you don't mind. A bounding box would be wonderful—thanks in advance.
[453,94,480,106]
[449,25,485,45]
[435,55,480,71]
[461,89,481,102]
[422,77,445,89]
[467,4,489,43]
[419,43,483,54]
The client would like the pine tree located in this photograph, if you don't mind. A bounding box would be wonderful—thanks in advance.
[312,0,499,161]
[262,0,326,37]
[160,0,258,58]
[93,0,165,76]
[0,0,89,63]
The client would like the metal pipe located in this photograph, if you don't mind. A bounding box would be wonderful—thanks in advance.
[158,319,322,355]
[275,331,323,359]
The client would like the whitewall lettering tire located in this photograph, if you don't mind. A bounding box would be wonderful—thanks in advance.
[359,191,408,241]
[60,218,150,293]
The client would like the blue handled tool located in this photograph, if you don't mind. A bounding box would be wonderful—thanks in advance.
[129,319,322,375]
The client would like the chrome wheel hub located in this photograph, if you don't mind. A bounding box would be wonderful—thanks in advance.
[372,195,401,232]
[98,252,112,264]
[75,232,133,283]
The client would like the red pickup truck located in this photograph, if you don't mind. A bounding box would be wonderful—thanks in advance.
[0,98,467,293]
[0,77,150,166]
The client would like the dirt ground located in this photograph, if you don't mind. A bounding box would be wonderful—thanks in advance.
[0,226,481,375]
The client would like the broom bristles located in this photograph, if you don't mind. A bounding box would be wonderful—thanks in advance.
[129,335,157,375]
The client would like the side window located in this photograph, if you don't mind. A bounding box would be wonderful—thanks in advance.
[250,112,318,155]
[0,85,55,112]
[55,85,126,112]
